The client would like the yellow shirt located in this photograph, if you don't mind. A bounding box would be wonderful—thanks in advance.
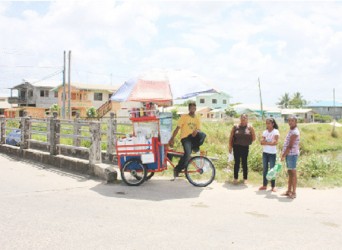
[177,114,201,139]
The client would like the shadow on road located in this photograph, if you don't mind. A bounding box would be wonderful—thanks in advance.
[222,181,248,190]
[255,190,294,203]
[90,178,205,201]
[0,153,91,182]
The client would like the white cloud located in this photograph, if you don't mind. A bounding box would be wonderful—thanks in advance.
[0,1,341,104]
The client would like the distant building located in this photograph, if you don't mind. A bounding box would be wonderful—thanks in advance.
[0,97,17,116]
[196,92,231,109]
[51,83,119,117]
[306,101,342,120]
[281,109,315,122]
[8,81,58,108]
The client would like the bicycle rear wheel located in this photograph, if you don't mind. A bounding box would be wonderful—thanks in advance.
[121,159,147,186]
[185,156,215,187]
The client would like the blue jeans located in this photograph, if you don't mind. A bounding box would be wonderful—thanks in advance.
[262,152,276,187]
[175,131,206,172]
[286,155,298,170]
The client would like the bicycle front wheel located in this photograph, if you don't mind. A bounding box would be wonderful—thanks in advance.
[185,156,215,187]
[121,159,147,186]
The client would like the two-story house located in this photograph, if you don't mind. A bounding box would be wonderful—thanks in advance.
[52,83,120,117]
[195,92,231,119]
[7,81,58,117]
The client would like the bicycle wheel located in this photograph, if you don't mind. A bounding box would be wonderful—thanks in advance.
[121,159,147,186]
[185,156,215,187]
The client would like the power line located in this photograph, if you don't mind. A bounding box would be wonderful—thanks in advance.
[30,69,64,84]
[0,65,63,69]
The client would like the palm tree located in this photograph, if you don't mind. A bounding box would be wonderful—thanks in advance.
[290,92,307,108]
[277,93,290,108]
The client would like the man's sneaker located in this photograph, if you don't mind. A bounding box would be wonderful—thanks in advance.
[173,168,179,178]
[192,147,199,153]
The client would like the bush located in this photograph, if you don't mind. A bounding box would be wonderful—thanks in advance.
[298,154,342,179]
[314,114,333,123]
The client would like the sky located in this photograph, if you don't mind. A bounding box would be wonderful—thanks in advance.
[0,0,341,106]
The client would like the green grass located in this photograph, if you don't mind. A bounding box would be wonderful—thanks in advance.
[168,120,342,187]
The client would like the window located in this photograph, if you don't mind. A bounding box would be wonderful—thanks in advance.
[54,92,58,98]
[20,90,26,99]
[94,92,103,101]
[223,99,227,104]
[200,98,205,104]
[71,93,77,100]
[28,90,33,97]
[40,90,49,97]
[212,99,217,104]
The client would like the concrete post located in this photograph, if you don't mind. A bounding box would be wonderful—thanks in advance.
[20,111,30,150]
[73,112,81,147]
[49,112,60,155]
[89,121,101,165]
[106,112,117,160]
[0,115,5,144]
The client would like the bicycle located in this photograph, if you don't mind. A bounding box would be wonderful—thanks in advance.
[118,140,216,187]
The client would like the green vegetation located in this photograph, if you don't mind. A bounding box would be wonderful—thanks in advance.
[170,120,342,187]
[277,92,307,108]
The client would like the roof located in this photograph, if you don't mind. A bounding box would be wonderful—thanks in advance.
[51,83,120,92]
[306,101,342,108]
[10,81,58,89]
[281,109,314,115]
[197,91,231,98]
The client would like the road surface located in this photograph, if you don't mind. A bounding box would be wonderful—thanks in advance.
[0,153,341,250]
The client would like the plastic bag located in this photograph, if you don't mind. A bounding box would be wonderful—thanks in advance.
[266,163,282,181]
[228,153,234,162]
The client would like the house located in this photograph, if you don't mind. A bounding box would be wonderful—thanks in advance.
[234,104,282,119]
[306,101,342,120]
[196,92,231,109]
[0,97,17,116]
[281,109,315,122]
[8,81,58,108]
[51,83,120,117]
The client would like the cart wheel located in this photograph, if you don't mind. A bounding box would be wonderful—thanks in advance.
[121,159,147,186]
[145,172,155,180]
[185,156,215,187]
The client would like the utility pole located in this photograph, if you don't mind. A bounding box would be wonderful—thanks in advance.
[62,51,66,119]
[258,77,264,120]
[68,50,71,119]
[333,88,336,120]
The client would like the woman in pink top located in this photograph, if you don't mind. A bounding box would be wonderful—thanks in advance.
[281,116,300,199]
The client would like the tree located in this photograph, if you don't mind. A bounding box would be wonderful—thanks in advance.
[290,92,307,108]
[49,104,60,115]
[225,106,237,117]
[86,107,97,118]
[225,103,240,117]
[277,92,307,108]
[277,93,290,108]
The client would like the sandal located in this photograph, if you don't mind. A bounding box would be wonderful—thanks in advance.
[271,187,277,192]
[258,186,267,190]
[288,193,296,199]
[281,191,291,196]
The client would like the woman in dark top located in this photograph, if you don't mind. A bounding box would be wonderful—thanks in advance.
[229,114,256,184]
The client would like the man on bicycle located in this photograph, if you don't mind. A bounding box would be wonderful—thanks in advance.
[168,102,206,178]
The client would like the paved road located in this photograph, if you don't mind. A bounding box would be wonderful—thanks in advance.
[0,153,341,250]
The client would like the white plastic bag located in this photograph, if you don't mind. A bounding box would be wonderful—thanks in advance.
[228,153,234,162]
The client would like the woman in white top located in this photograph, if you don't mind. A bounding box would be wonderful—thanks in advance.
[259,118,280,192]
